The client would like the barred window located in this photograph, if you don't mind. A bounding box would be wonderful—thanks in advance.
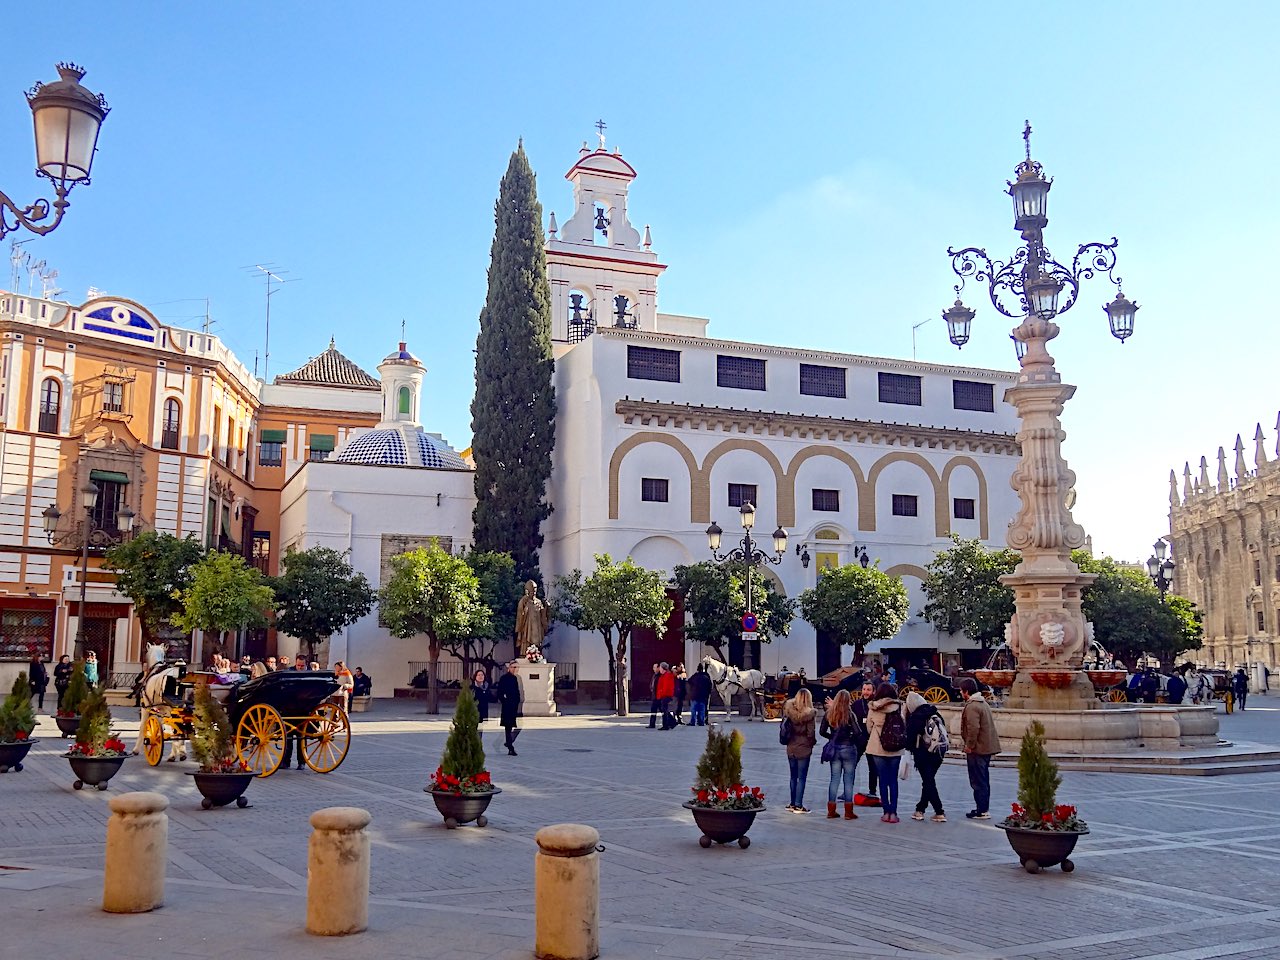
[953,497,976,520]
[717,355,766,391]
[878,372,922,406]
[1257,609,1266,632]
[728,483,758,508]
[627,345,681,383]
[953,379,995,412]
[812,489,840,512]
[799,363,846,398]
[641,478,669,502]
[892,494,918,517]
[103,381,125,413]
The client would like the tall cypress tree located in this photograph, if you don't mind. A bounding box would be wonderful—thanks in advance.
[471,142,555,584]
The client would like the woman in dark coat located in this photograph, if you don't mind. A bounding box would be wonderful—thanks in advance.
[471,669,491,722]
[904,691,946,822]
[495,661,522,756]
[53,655,73,711]
[28,654,49,711]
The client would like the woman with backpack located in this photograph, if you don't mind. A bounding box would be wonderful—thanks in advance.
[864,682,905,823]
[819,689,863,820]
[904,691,947,822]
[782,687,818,813]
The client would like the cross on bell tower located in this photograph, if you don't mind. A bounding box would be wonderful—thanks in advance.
[594,119,607,150]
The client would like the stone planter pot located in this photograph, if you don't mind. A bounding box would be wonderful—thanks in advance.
[189,770,254,809]
[65,753,127,790]
[999,823,1088,873]
[682,801,764,848]
[54,714,81,738]
[427,786,501,828]
[0,738,36,772]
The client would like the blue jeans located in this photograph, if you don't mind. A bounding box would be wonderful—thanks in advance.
[828,745,858,802]
[689,700,708,725]
[870,755,901,814]
[788,755,811,808]
[966,752,992,814]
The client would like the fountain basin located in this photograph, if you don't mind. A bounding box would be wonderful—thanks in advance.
[937,703,1219,755]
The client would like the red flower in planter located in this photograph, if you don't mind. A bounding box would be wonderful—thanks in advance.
[696,789,710,804]
[14,730,28,741]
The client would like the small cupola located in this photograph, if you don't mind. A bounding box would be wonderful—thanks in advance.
[376,341,425,428]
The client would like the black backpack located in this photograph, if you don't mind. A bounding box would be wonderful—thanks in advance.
[879,705,908,752]
[779,716,793,744]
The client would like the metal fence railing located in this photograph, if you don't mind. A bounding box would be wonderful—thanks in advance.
[407,660,579,689]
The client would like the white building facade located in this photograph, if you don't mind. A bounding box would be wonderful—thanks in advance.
[541,142,1023,696]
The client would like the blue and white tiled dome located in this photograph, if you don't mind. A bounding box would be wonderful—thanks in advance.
[337,429,409,465]
[334,424,467,470]
[418,433,467,469]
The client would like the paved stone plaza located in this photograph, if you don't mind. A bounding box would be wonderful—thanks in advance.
[5,700,1280,960]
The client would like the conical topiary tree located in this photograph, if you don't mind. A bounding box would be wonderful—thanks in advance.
[0,672,36,742]
[1016,720,1062,821]
[695,724,744,793]
[74,687,112,751]
[61,660,89,716]
[439,684,487,787]
[190,680,239,772]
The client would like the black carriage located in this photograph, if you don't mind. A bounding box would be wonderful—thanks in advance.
[139,667,351,776]
[229,671,351,777]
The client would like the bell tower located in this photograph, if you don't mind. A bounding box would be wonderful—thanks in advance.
[546,124,665,352]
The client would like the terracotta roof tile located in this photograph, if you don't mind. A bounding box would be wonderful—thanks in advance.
[275,339,379,391]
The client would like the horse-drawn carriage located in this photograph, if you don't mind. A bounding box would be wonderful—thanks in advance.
[140,664,351,777]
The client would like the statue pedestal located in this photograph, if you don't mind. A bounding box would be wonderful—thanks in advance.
[513,661,559,717]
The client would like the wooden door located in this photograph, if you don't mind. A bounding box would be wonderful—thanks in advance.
[628,589,685,702]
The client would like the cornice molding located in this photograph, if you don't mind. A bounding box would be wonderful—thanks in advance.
[614,399,1020,455]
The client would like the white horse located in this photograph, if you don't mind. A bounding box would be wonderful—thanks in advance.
[132,643,188,761]
[700,655,766,721]
[1184,669,1213,705]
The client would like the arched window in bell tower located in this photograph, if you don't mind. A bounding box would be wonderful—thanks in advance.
[593,203,611,245]
[398,385,411,416]
[568,289,596,344]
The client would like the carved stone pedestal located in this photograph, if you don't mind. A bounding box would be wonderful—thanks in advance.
[513,661,559,717]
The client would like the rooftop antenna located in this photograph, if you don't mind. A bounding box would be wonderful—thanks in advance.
[912,318,931,360]
[9,240,31,292]
[26,258,45,296]
[243,263,300,380]
[40,267,62,300]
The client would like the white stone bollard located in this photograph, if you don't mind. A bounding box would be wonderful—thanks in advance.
[102,791,169,914]
[307,806,371,936]
[535,823,601,960]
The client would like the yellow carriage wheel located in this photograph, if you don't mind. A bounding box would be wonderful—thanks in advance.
[924,686,950,704]
[303,702,351,773]
[1107,689,1128,703]
[236,704,285,777]
[142,714,165,766]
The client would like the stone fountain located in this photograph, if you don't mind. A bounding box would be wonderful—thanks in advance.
[940,126,1222,761]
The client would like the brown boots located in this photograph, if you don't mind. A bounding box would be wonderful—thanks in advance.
[827,802,838,818]
[844,802,857,820]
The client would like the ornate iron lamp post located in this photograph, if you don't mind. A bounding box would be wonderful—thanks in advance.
[1145,539,1175,601]
[1,64,109,241]
[706,502,787,668]
[941,123,1141,710]
[43,481,136,660]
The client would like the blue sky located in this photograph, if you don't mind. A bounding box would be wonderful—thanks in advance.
[3,2,1276,563]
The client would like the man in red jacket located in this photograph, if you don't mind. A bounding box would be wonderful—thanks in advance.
[655,663,677,730]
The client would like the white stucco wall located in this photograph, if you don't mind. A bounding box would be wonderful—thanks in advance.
[277,460,476,695]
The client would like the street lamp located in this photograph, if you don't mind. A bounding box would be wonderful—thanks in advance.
[706,502,787,669]
[1145,538,1175,601]
[43,480,138,660]
[1,63,109,242]
[940,122,1143,706]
